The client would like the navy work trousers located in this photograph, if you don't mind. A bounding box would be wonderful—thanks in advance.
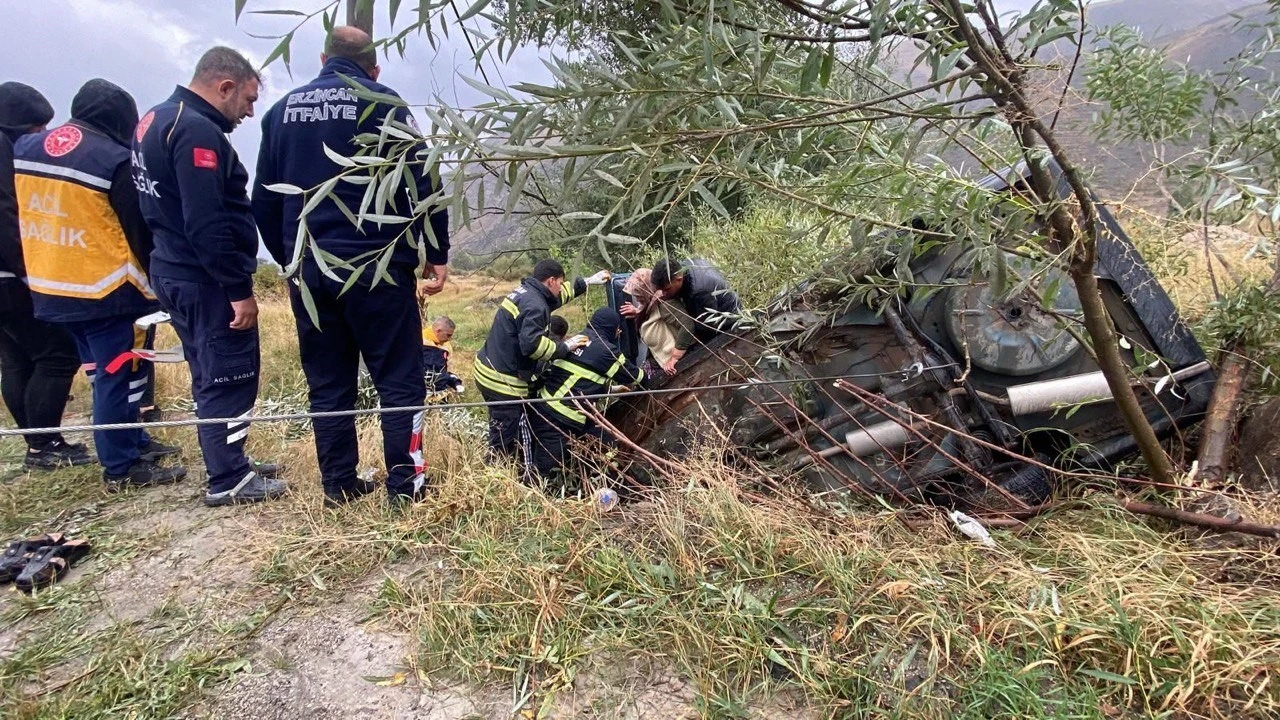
[152,276,258,493]
[0,300,78,449]
[62,315,151,476]
[480,385,527,461]
[288,264,426,498]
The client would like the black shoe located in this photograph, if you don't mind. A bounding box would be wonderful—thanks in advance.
[203,473,288,507]
[104,460,187,493]
[323,476,380,509]
[387,474,434,508]
[139,438,181,462]
[250,458,282,479]
[25,441,96,470]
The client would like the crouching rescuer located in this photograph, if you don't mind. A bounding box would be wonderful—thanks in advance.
[14,79,185,490]
[252,27,450,507]
[528,307,646,485]
[473,259,609,462]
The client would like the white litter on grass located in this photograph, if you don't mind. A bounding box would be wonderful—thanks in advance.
[949,510,996,548]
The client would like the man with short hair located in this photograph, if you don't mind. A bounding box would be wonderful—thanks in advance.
[0,82,89,470]
[422,316,462,395]
[14,79,185,491]
[252,26,450,507]
[642,257,741,374]
[474,259,609,460]
[134,46,286,506]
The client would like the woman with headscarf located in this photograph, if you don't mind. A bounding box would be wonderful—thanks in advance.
[526,307,646,488]
[619,267,696,375]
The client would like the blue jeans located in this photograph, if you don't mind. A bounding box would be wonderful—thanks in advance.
[61,316,151,476]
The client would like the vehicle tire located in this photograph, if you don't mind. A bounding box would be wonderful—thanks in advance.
[964,463,1052,512]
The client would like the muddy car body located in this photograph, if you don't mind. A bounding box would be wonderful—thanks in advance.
[605,163,1215,507]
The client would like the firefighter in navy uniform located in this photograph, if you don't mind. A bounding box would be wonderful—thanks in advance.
[14,79,184,490]
[473,258,609,461]
[252,27,450,507]
[527,307,646,483]
[133,47,286,507]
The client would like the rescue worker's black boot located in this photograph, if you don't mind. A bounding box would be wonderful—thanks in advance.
[323,475,379,509]
[203,473,288,507]
[25,441,95,471]
[104,460,187,493]
[139,438,181,462]
[250,458,282,479]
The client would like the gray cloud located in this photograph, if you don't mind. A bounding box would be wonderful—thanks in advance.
[3,0,551,176]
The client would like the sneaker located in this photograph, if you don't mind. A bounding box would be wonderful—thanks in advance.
[25,441,96,470]
[104,460,187,493]
[323,476,380,509]
[203,473,288,507]
[250,458,282,479]
[139,438,181,462]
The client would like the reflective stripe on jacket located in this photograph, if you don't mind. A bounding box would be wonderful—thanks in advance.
[538,328,645,427]
[14,123,154,321]
[473,275,586,397]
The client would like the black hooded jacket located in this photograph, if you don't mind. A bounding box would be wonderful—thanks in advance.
[0,83,54,313]
[68,79,152,274]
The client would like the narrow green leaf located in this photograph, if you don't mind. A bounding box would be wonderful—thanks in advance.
[692,182,730,219]
[263,183,304,195]
[234,0,248,22]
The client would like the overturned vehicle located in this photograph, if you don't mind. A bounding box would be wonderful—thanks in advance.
[605,163,1216,510]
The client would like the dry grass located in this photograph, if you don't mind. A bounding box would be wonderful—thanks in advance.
[4,263,1280,718]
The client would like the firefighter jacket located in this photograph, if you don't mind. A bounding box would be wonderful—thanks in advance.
[538,308,646,429]
[13,81,157,323]
[133,86,257,302]
[474,275,587,397]
[253,57,449,274]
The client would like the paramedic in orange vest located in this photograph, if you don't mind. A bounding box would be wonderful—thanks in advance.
[13,79,185,491]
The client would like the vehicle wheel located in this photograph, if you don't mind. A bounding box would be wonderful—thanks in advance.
[964,462,1052,512]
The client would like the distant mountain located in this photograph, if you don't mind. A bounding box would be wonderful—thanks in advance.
[1085,0,1258,39]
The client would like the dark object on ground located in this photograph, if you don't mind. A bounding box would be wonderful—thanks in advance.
[0,533,65,583]
[139,438,181,462]
[607,161,1216,509]
[323,475,380,508]
[104,460,187,493]
[15,537,90,592]
[251,458,282,480]
[387,478,432,508]
[203,474,288,507]
[1236,397,1280,492]
[24,441,95,470]
[139,407,163,423]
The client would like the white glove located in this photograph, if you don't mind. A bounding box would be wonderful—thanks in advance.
[564,334,590,351]
[585,270,612,286]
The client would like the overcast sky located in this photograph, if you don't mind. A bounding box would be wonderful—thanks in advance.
[4,0,1042,173]
[2,0,552,179]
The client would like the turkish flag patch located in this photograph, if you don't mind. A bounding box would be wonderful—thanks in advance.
[192,147,218,170]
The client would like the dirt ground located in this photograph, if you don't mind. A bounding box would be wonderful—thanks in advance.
[0,465,811,719]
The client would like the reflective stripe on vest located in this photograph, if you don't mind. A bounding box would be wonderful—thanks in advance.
[540,355,627,425]
[473,359,529,397]
[14,166,152,301]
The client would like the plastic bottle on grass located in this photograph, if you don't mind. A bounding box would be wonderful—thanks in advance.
[593,487,619,513]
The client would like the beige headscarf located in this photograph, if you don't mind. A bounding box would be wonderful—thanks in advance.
[622,268,659,310]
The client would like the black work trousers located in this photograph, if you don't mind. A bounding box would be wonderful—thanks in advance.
[288,264,426,499]
[0,299,78,449]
